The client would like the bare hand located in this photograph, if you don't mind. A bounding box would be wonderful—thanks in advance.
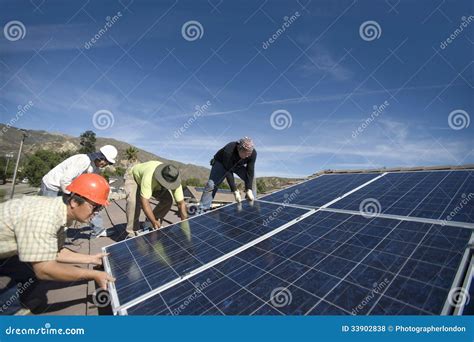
[95,271,115,290]
[152,221,161,230]
[89,252,109,266]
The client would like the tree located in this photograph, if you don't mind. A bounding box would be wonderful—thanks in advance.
[79,130,96,154]
[21,150,72,187]
[115,166,126,177]
[125,146,139,163]
[257,179,267,194]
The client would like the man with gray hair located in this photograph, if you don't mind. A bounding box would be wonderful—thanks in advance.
[199,137,257,211]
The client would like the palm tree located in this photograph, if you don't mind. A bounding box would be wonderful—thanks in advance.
[125,146,139,164]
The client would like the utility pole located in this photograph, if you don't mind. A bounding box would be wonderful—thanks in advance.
[3,152,14,181]
[10,130,28,199]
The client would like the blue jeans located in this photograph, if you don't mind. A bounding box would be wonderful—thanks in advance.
[199,161,256,210]
[39,182,62,197]
[39,182,103,233]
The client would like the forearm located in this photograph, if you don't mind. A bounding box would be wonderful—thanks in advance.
[56,248,92,264]
[246,164,255,190]
[33,261,99,283]
[177,201,188,220]
[141,197,158,225]
[59,179,72,194]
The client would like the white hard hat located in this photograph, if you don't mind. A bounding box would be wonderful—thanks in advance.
[100,145,118,164]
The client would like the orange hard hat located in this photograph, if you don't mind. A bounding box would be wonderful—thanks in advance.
[66,173,110,206]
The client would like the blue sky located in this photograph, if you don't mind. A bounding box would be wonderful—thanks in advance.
[0,0,473,177]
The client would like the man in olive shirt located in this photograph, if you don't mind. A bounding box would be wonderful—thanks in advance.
[125,161,188,238]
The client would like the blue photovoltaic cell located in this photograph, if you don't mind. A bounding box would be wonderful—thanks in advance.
[260,173,380,208]
[126,211,471,315]
[329,171,474,223]
[105,201,309,308]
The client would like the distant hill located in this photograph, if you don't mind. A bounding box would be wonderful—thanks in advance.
[0,124,210,182]
[0,124,300,190]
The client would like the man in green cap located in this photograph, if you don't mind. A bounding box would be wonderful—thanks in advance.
[124,161,188,238]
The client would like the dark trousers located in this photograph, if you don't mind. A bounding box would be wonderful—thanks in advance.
[200,161,256,210]
[0,256,39,314]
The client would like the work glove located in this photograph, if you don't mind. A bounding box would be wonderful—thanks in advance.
[246,189,255,201]
[233,190,242,203]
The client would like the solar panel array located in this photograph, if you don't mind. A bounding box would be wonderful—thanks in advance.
[260,173,381,208]
[106,201,309,308]
[103,170,474,315]
[330,171,474,222]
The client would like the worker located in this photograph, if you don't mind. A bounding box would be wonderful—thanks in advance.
[124,161,188,238]
[0,174,115,311]
[40,145,118,238]
[199,137,257,211]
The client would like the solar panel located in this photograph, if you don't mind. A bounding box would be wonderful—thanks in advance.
[123,211,472,315]
[260,173,381,208]
[104,201,310,310]
[329,171,474,223]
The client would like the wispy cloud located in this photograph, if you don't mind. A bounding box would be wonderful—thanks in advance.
[298,44,353,81]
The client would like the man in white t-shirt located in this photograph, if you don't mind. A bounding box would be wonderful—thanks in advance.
[40,145,118,237]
